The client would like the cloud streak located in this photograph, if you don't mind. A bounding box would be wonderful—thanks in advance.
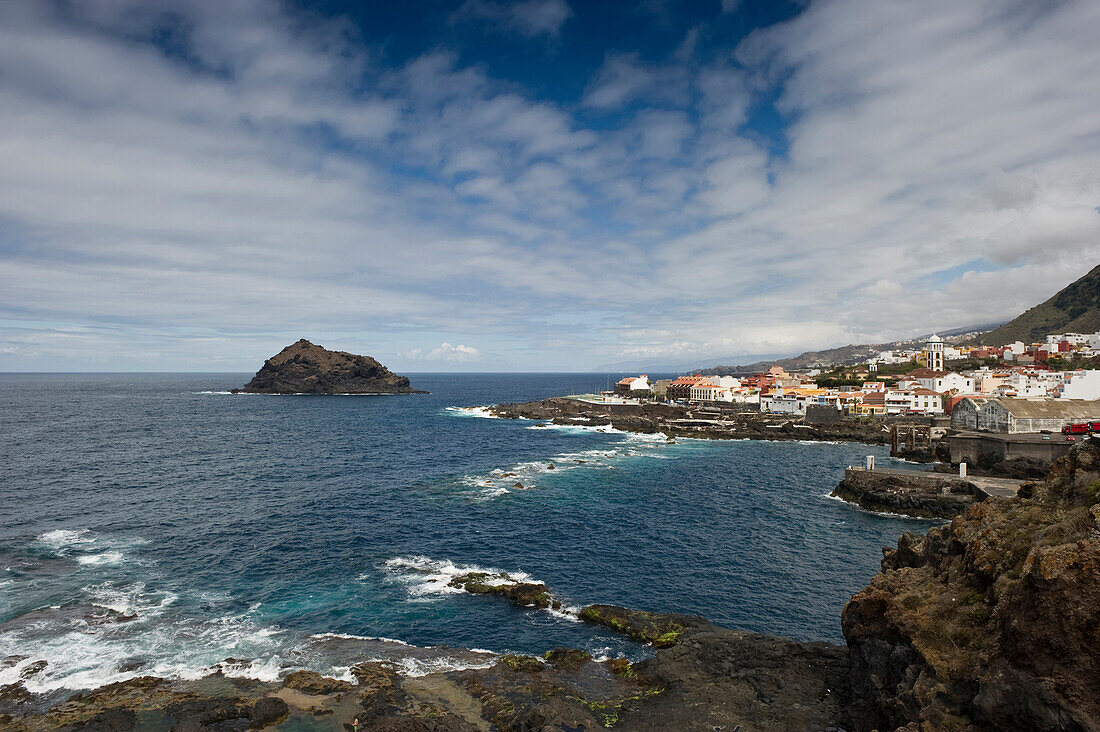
[0,0,1098,371]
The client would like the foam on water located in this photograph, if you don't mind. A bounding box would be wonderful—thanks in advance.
[443,406,509,419]
[525,422,626,435]
[380,556,581,623]
[382,556,536,599]
[822,492,941,521]
[382,654,497,677]
[458,429,682,498]
[36,529,96,551]
[311,632,411,645]
[77,551,125,566]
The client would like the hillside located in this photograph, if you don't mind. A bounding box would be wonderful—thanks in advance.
[697,323,997,375]
[971,262,1100,345]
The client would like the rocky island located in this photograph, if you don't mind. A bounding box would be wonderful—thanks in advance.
[233,339,426,395]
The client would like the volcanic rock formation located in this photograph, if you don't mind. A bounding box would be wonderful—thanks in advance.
[236,339,426,394]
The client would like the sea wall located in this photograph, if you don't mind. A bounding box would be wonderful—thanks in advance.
[832,467,980,518]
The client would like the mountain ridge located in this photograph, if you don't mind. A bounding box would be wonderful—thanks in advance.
[966,263,1100,345]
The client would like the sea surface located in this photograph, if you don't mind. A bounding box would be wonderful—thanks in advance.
[0,372,933,696]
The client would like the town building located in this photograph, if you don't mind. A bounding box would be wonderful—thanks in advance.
[614,375,651,396]
[968,398,1100,434]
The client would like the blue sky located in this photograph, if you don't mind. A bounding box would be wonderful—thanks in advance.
[1,0,1098,371]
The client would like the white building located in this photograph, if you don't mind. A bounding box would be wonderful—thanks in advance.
[909,388,944,414]
[1061,370,1100,400]
[614,375,652,394]
[689,383,733,402]
[912,371,975,394]
[715,375,742,390]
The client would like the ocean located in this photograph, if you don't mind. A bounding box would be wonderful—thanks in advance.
[0,372,931,697]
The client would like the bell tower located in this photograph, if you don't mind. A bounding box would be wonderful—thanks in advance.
[925,334,944,371]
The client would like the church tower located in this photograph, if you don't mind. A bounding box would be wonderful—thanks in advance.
[925,334,944,371]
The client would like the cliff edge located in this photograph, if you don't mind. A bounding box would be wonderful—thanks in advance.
[236,339,426,394]
[843,438,1100,731]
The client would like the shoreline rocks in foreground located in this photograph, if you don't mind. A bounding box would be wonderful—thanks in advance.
[233,339,427,395]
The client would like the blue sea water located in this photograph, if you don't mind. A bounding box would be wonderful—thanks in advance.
[0,373,932,694]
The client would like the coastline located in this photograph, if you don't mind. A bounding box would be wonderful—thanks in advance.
[2,588,852,731]
[488,396,901,445]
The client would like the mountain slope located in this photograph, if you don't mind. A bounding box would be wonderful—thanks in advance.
[973,263,1100,345]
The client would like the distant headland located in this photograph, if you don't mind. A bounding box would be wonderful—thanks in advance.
[233,339,427,395]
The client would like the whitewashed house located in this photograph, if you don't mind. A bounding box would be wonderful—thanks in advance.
[1061,370,1100,400]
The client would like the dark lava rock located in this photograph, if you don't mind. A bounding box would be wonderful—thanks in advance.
[236,339,426,395]
[622,628,850,732]
[510,697,602,731]
[163,697,252,730]
[0,682,33,712]
[18,659,47,680]
[843,440,1100,731]
[542,648,591,671]
[356,718,479,731]
[249,696,288,728]
[448,572,560,609]
[830,470,979,519]
[498,655,545,673]
[578,604,710,647]
[282,670,353,696]
[68,708,138,731]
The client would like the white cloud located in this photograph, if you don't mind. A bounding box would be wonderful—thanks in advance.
[403,343,483,362]
[1,0,1099,371]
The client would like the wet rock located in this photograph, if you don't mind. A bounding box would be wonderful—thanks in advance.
[448,572,560,610]
[578,604,709,647]
[625,629,850,731]
[510,697,601,731]
[541,648,591,671]
[249,696,288,728]
[499,655,544,673]
[282,670,353,696]
[18,659,47,680]
[546,462,555,470]
[69,708,138,731]
[0,682,33,711]
[163,697,252,731]
[512,481,523,489]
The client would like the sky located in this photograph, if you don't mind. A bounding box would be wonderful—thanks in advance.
[1,0,1098,372]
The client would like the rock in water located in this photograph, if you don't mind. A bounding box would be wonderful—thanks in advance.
[235,339,427,394]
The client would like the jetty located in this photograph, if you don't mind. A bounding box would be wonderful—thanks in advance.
[832,464,1026,518]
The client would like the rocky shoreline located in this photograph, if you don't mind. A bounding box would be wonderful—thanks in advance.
[489,396,898,444]
[1,599,851,732]
[6,443,1098,731]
